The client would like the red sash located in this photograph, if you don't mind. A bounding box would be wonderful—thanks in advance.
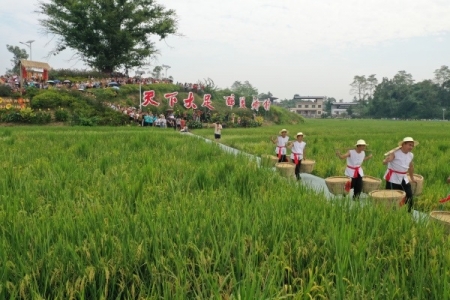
[277,146,285,159]
[292,152,302,164]
[385,168,407,182]
[347,165,360,178]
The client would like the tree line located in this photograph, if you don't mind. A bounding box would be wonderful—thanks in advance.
[349,66,450,119]
[277,67,450,120]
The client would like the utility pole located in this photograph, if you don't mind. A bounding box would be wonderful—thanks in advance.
[19,40,35,60]
[162,64,171,78]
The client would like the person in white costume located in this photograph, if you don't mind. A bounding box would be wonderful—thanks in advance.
[214,121,222,141]
[336,139,373,199]
[383,137,418,212]
[287,132,307,180]
[271,129,289,162]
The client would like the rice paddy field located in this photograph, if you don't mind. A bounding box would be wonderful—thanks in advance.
[197,119,450,212]
[1,119,450,299]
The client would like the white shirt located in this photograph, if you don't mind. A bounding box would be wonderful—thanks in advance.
[384,149,413,184]
[274,136,289,155]
[290,141,306,160]
[214,124,222,135]
[345,149,365,178]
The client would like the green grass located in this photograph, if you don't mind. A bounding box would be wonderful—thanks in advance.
[195,119,450,212]
[1,125,450,298]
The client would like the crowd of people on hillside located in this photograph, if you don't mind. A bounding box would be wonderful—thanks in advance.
[105,102,189,131]
[1,71,205,94]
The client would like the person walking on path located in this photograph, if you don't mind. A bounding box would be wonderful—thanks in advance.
[214,121,222,141]
[287,132,306,180]
[336,139,373,199]
[382,137,418,212]
[271,129,289,162]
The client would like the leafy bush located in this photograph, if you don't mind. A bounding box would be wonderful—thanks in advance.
[31,90,87,109]
[254,116,264,126]
[24,87,40,100]
[239,116,260,127]
[19,107,36,123]
[31,110,52,124]
[0,85,12,97]
[90,88,119,102]
[71,113,99,126]
[187,120,203,129]
[54,108,70,122]
[0,109,21,123]
[97,110,130,126]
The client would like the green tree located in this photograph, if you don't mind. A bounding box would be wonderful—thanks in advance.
[369,77,398,118]
[434,65,450,86]
[393,70,414,85]
[411,80,440,119]
[152,66,163,79]
[37,0,178,74]
[6,45,28,74]
[350,75,368,101]
[366,74,378,98]
[230,81,259,97]
[324,97,336,115]
[346,104,353,116]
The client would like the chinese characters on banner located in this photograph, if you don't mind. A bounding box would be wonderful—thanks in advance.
[263,99,271,111]
[223,94,235,109]
[142,90,159,107]
[239,97,246,108]
[251,96,260,111]
[141,90,271,111]
[201,94,215,110]
[164,92,178,108]
[183,92,197,109]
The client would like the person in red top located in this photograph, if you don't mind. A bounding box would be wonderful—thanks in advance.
[180,118,186,131]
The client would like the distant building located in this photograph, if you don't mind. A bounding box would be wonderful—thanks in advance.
[330,100,359,116]
[289,95,324,118]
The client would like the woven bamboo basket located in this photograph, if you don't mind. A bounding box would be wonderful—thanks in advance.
[368,190,406,208]
[275,162,296,178]
[299,159,315,174]
[261,154,279,168]
[362,176,382,194]
[325,176,350,196]
[407,174,424,196]
[430,211,450,233]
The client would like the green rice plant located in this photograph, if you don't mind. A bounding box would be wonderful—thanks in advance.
[194,119,450,212]
[1,125,450,299]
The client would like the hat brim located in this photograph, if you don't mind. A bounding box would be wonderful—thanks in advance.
[355,143,368,146]
[279,130,288,134]
[398,140,419,147]
[297,134,305,137]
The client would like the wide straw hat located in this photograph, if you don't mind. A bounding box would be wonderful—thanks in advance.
[355,139,368,146]
[398,137,419,147]
[279,129,288,134]
[296,132,305,137]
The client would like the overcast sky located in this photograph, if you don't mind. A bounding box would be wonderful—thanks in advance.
[1,0,450,100]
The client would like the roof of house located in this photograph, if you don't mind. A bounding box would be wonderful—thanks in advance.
[20,60,51,70]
